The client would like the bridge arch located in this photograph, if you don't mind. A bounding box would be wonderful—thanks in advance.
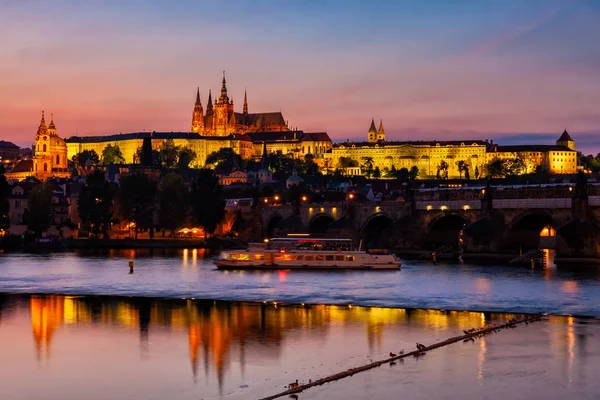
[265,214,283,238]
[360,213,394,248]
[425,213,469,248]
[504,210,556,251]
[309,213,335,234]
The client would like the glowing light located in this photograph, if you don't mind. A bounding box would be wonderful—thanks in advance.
[264,238,269,243]
[440,205,448,211]
[264,198,268,203]
[309,207,314,212]
[320,207,324,212]
[274,195,280,201]
[463,205,470,210]
[426,205,433,211]
[348,193,355,199]
[301,196,308,202]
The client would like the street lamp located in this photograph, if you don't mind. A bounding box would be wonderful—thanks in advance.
[301,195,307,202]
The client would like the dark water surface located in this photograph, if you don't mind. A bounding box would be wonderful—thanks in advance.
[0,294,598,400]
[1,249,599,316]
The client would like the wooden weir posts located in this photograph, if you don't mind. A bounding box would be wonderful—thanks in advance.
[258,314,544,400]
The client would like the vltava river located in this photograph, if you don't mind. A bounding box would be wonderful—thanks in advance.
[0,249,599,316]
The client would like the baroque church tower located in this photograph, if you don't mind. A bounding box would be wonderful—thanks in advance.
[32,111,69,180]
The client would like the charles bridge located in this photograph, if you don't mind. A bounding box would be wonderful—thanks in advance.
[243,177,600,261]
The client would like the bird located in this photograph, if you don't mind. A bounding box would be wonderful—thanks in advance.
[416,343,426,351]
[288,380,299,389]
[389,352,397,357]
[463,330,470,335]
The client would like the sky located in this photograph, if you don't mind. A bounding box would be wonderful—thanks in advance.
[1,0,600,153]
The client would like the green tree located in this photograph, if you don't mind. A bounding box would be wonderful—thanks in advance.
[72,150,100,166]
[133,146,159,165]
[361,156,374,178]
[436,160,449,180]
[78,170,115,238]
[205,147,244,172]
[26,183,53,238]
[158,174,189,237]
[116,173,157,239]
[303,154,319,175]
[373,166,381,178]
[0,165,10,230]
[158,139,180,168]
[409,165,419,180]
[102,144,125,165]
[177,148,196,170]
[190,169,225,237]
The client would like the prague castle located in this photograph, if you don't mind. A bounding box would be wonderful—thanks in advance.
[4,73,579,181]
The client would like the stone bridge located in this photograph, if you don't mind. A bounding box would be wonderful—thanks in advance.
[252,181,600,259]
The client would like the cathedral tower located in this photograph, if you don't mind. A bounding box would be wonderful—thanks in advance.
[191,88,204,133]
[213,72,234,136]
[377,119,386,142]
[243,89,248,116]
[367,118,377,143]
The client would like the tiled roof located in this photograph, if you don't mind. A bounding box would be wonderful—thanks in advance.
[557,130,573,142]
[334,140,487,148]
[491,145,574,153]
[8,159,33,173]
[66,132,249,143]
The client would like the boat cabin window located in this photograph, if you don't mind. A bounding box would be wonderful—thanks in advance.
[305,255,314,261]
[254,254,264,260]
[345,255,355,262]
[274,253,294,261]
[315,255,324,261]
[325,255,334,261]
[229,253,250,261]
[296,255,304,261]
[335,255,344,261]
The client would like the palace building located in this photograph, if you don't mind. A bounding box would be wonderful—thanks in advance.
[326,120,578,178]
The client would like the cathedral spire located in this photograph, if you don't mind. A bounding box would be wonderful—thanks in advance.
[219,71,229,104]
[191,88,204,133]
[377,119,385,142]
[367,118,377,143]
[243,88,248,116]
[206,89,213,116]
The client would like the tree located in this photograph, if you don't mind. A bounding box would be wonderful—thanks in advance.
[397,167,409,181]
[373,166,381,178]
[158,139,180,168]
[26,183,53,238]
[456,160,468,179]
[464,165,471,180]
[116,173,157,239]
[205,148,244,172]
[436,160,449,180]
[177,148,196,170]
[134,146,159,165]
[337,157,358,172]
[0,165,10,231]
[506,157,526,176]
[102,144,125,165]
[190,169,225,237]
[303,154,319,175]
[409,166,419,180]
[158,174,189,237]
[361,156,374,178]
[486,158,505,178]
[389,165,398,178]
[72,150,99,166]
[78,170,115,238]
[475,166,480,180]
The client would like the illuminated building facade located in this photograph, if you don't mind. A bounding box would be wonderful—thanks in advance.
[328,122,578,178]
[191,73,288,136]
[6,112,70,181]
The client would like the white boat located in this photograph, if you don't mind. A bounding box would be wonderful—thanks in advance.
[215,237,401,271]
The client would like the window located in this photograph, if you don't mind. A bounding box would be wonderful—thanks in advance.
[254,254,265,261]
[325,255,334,261]
[305,255,314,261]
[43,163,47,172]
[43,144,47,152]
[296,255,304,261]
[335,255,344,261]
[315,255,324,261]
[345,255,355,262]
[56,155,60,164]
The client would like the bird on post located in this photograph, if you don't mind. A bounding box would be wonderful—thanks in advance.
[416,343,426,351]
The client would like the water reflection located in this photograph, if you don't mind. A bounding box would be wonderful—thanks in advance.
[1,294,599,399]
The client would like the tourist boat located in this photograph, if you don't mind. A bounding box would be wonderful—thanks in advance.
[215,237,401,270]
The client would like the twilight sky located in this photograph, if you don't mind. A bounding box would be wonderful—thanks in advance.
[1,0,600,152]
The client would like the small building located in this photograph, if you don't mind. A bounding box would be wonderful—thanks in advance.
[220,169,248,186]
[286,171,304,188]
